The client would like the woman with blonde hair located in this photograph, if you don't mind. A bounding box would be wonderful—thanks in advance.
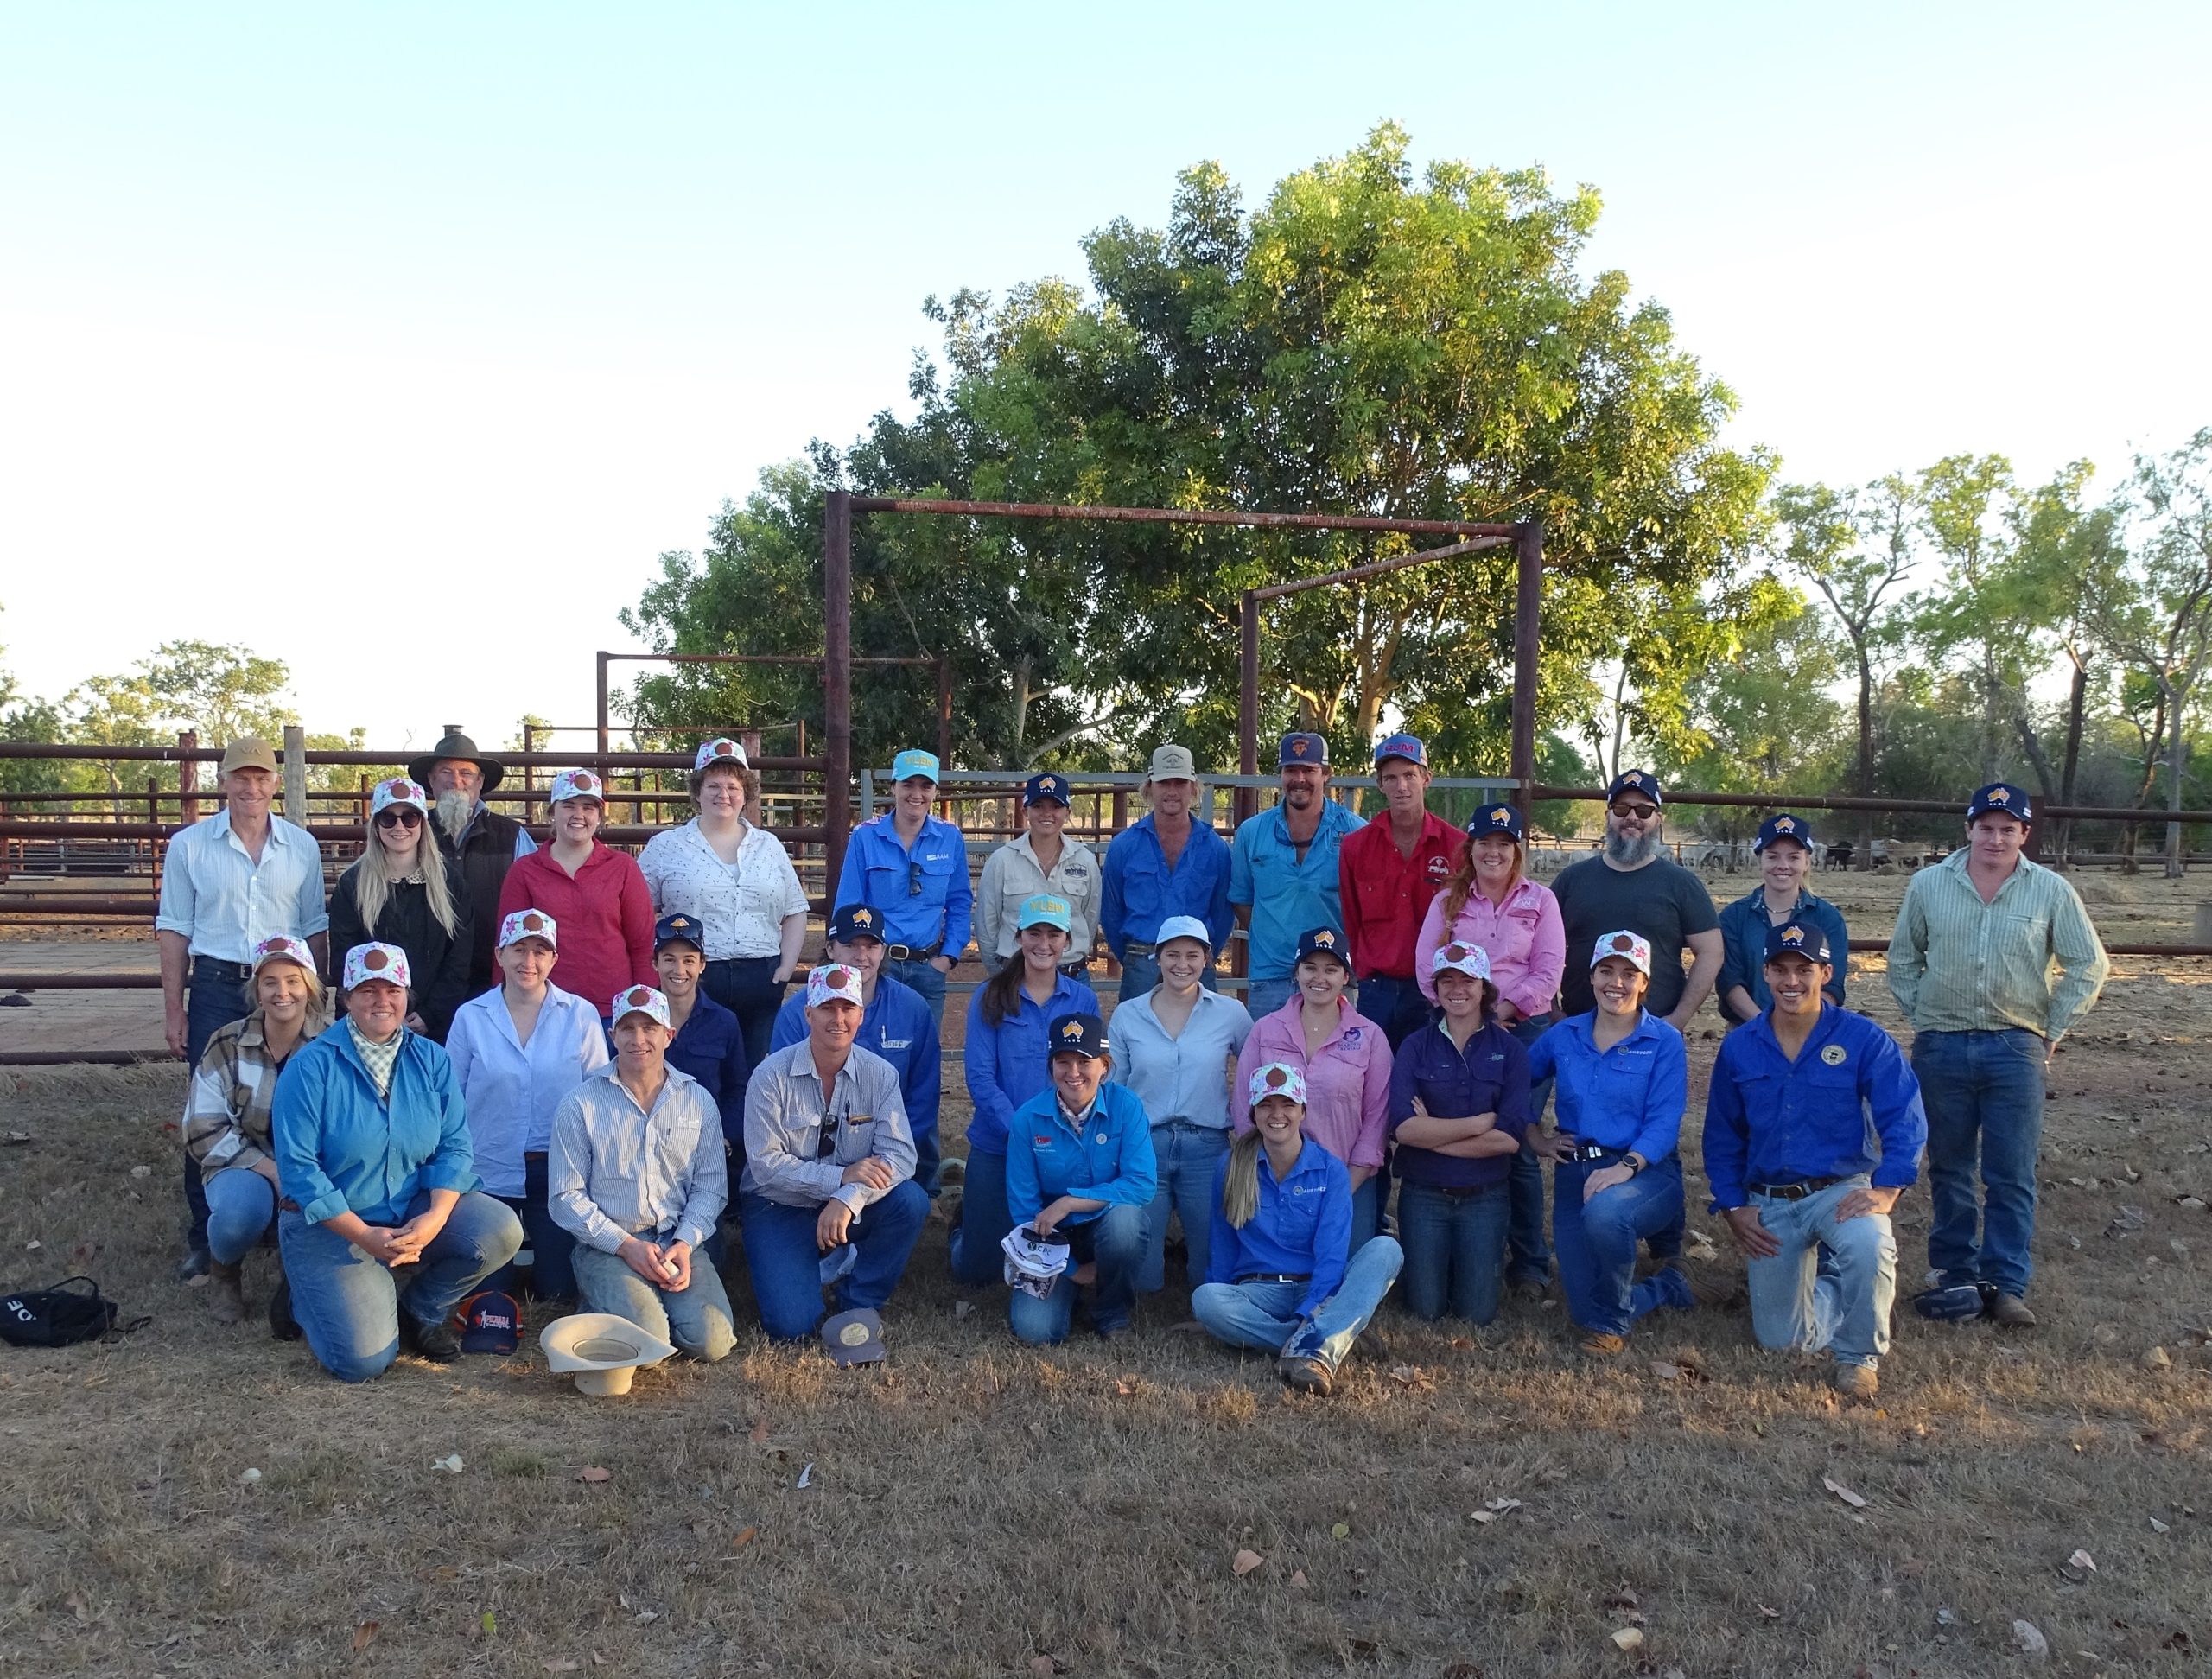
[1192,1063,1403,1396]
[327,777,474,1040]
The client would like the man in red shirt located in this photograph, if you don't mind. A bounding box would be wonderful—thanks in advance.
[1338,734,1466,1050]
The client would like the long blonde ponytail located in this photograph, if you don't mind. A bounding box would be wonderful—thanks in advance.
[1221,1129,1266,1230]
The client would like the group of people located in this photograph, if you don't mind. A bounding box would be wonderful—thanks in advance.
[163,727,2110,1400]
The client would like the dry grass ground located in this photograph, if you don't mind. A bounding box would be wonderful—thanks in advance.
[3,873,2210,1677]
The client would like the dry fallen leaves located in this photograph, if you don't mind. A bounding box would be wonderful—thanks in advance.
[1821,1476,1870,1510]
[1231,1549,1264,1577]
[731,1526,759,1549]
[1610,1627,1644,1651]
[576,1466,611,1484]
[351,1621,378,1653]
[2066,1548,2097,1574]
[1290,1569,1309,1589]
[542,1662,582,1675]
[1331,1523,1351,1540]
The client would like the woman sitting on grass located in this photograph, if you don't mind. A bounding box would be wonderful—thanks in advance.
[1192,1063,1403,1396]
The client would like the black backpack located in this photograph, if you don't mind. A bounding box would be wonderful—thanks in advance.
[0,1276,122,1347]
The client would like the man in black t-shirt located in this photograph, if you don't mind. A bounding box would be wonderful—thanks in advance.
[1551,771,1722,1027]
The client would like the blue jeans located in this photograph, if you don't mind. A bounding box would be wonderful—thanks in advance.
[1398,1179,1510,1323]
[1007,1202,1148,1344]
[203,1167,276,1265]
[1246,977,1302,1020]
[702,956,781,1079]
[1913,1027,2045,1298]
[1553,1154,1692,1337]
[181,960,253,1257]
[1357,976,1433,1052]
[277,1190,522,1383]
[948,1148,1010,1287]
[1116,953,1218,1002]
[912,1123,943,1199]
[884,957,948,1026]
[1141,1122,1232,1293]
[738,1181,928,1340]
[572,1243,738,1362]
[1744,1175,1896,1370]
[489,1153,577,1302]
[1505,1013,1556,1283]
[1192,1235,1404,1376]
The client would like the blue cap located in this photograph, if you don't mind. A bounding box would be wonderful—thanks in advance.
[1018,894,1072,932]
[1046,1011,1109,1060]
[1294,925,1350,969]
[1967,782,2032,824]
[1607,770,1662,807]
[652,913,705,953]
[1373,733,1427,768]
[1278,732,1329,767]
[891,748,940,785]
[1764,921,1833,964]
[826,902,885,944]
[1467,802,1524,843]
[1754,813,1814,853]
[1023,772,1071,807]
[457,1289,521,1356]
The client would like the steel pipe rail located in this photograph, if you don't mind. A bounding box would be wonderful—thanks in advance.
[1535,785,2212,825]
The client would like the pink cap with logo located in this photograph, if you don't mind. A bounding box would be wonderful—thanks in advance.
[1431,940,1492,981]
[1591,929,1652,976]
[1248,1061,1309,1107]
[342,942,413,990]
[251,934,316,975]
[549,768,605,805]
[499,909,558,950]
[694,736,750,773]
[806,964,865,1008]
[609,984,671,1028]
[369,777,429,819]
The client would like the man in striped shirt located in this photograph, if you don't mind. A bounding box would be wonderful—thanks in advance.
[1885,782,2109,1328]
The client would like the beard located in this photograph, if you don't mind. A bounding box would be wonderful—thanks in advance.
[1604,826,1662,868]
[434,790,474,842]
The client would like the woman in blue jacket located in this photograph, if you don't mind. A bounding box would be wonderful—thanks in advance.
[1003,1013,1156,1345]
[272,943,522,1382]
[952,895,1099,1287]
[1193,1062,1404,1396]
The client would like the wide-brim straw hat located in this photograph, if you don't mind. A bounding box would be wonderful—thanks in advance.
[540,1312,677,1398]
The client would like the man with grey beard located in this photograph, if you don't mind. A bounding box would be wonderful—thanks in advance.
[1550,770,1722,1028]
[408,728,537,999]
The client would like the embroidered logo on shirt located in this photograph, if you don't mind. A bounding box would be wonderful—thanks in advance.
[1287,1183,1323,1197]
[880,1037,912,1051]
[1821,1044,1847,1065]
[1341,1027,1361,1046]
[1426,855,1452,880]
[1033,1135,1054,1148]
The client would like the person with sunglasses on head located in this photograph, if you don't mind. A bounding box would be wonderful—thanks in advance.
[639,736,810,1074]
[1101,745,1233,1002]
[1527,931,1697,1355]
[443,910,611,1303]
[1230,733,1363,1020]
[1717,814,1849,1029]
[978,772,1102,979]
[327,778,473,1042]
[952,895,1101,1287]
[830,748,974,1026]
[1338,734,1465,1050]
[409,728,535,1001]
[739,964,927,1346]
[1195,1063,1405,1395]
[1387,942,1532,1324]
[496,768,656,1026]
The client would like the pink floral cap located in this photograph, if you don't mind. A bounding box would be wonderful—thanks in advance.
[693,736,750,773]
[1431,940,1492,981]
[499,909,558,950]
[610,984,671,1029]
[806,964,865,1008]
[250,935,315,976]
[341,942,412,990]
[1591,929,1652,976]
[549,768,605,805]
[1248,1061,1309,1108]
[369,777,429,818]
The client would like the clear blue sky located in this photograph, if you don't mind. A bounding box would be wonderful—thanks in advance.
[3,3,2206,752]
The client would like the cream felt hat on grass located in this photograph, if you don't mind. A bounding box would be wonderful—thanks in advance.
[540,1313,677,1398]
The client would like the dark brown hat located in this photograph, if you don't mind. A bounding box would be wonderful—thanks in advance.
[408,729,505,794]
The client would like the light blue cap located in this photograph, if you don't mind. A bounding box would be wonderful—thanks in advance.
[891,748,940,784]
[1154,914,1212,952]
[1018,894,1072,932]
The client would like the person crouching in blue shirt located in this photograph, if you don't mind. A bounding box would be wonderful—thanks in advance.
[1703,924,1927,1402]
[1528,930,1694,1356]
[652,913,750,1158]
[1387,941,1532,1325]
[1004,1013,1157,1344]
[1194,1063,1404,1396]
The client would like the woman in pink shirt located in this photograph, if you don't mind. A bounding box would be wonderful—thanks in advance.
[494,769,656,1025]
[1413,801,1563,1298]
[1234,925,1393,1250]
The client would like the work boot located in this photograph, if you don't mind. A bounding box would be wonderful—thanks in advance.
[400,1313,462,1363]
[207,1261,245,1325]
[268,1275,302,1341]
[1991,1294,2037,1328]
[1280,1355,1334,1396]
[175,1247,211,1282]
[1579,1332,1627,1357]
[1508,1277,1548,1305]
[1832,1363,1880,1402]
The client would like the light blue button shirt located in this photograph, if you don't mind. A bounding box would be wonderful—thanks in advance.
[443,983,612,1198]
[547,1060,728,1253]
[154,811,329,959]
[1229,798,1363,980]
[1106,987,1255,1129]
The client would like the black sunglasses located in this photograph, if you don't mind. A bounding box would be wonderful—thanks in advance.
[373,808,424,829]
[1610,802,1660,821]
[816,1113,841,1159]
[907,862,925,898]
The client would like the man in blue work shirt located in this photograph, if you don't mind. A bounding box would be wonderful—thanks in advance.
[1703,923,1927,1402]
[1716,814,1849,1027]
[1230,733,1363,1018]
[772,903,944,1195]
[1101,744,1233,1000]
[831,747,973,1024]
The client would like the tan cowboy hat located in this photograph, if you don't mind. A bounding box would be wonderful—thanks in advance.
[540,1312,676,1398]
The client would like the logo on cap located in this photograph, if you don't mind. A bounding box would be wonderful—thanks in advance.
[714,741,735,756]
[823,969,850,990]
[1622,773,1642,786]
[1039,776,1058,794]
[522,913,546,933]
[1775,817,1795,833]
[574,771,597,790]
[1782,925,1803,942]
[1312,930,1335,946]
[1491,808,1513,826]
[1290,737,1311,757]
[365,949,391,971]
[626,987,651,1006]
[852,908,873,925]
[1445,943,1474,963]
[1265,1066,1290,1089]
[1609,933,1635,954]
[838,1320,870,1347]
[1060,1020,1084,1040]
[1988,786,2010,803]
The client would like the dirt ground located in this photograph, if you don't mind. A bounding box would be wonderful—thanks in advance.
[2,870,2209,1677]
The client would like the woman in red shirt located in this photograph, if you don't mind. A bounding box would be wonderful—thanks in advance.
[495,769,655,1024]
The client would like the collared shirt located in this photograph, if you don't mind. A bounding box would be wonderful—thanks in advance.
[445,983,612,1197]
[976,832,1103,962]
[665,991,750,1148]
[639,818,809,960]
[772,973,941,1142]
[1414,876,1566,1016]
[1717,885,1849,1021]
[495,842,658,1015]
[1233,997,1392,1168]
[1386,1018,1532,1189]
[155,811,328,960]
[961,970,1101,1154]
[1229,798,1364,980]
[183,1004,330,1179]
[1338,811,1465,980]
[548,1061,728,1253]
[1551,853,1719,1019]
[1099,813,1233,962]
[1701,1004,1928,1211]
[1107,987,1254,1130]
[1526,1008,1686,1161]
[832,811,975,954]
[1004,1079,1157,1232]
[272,1026,477,1226]
[741,1040,916,1212]
[1205,1136,1353,1318]
[1885,850,2110,1039]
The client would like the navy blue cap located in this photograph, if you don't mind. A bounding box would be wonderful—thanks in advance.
[1045,1011,1109,1060]
[1373,732,1427,768]
[1278,732,1329,767]
[1023,772,1072,807]
[1967,782,2033,824]
[1754,813,1814,853]
[652,913,705,953]
[1606,769,1662,807]
[1764,922,1833,964]
[1467,802,1525,843]
[1294,925,1351,969]
[457,1289,521,1356]
[827,902,886,944]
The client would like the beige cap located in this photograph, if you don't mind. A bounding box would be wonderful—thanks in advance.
[1146,744,1198,783]
[219,737,279,775]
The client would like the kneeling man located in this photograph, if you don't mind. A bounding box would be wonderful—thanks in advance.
[1702,925,1926,1402]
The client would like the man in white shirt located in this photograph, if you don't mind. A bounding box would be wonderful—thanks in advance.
[978,772,1100,976]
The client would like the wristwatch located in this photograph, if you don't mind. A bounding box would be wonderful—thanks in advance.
[1622,1152,1648,1176]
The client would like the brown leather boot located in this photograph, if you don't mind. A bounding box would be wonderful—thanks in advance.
[207,1261,245,1325]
